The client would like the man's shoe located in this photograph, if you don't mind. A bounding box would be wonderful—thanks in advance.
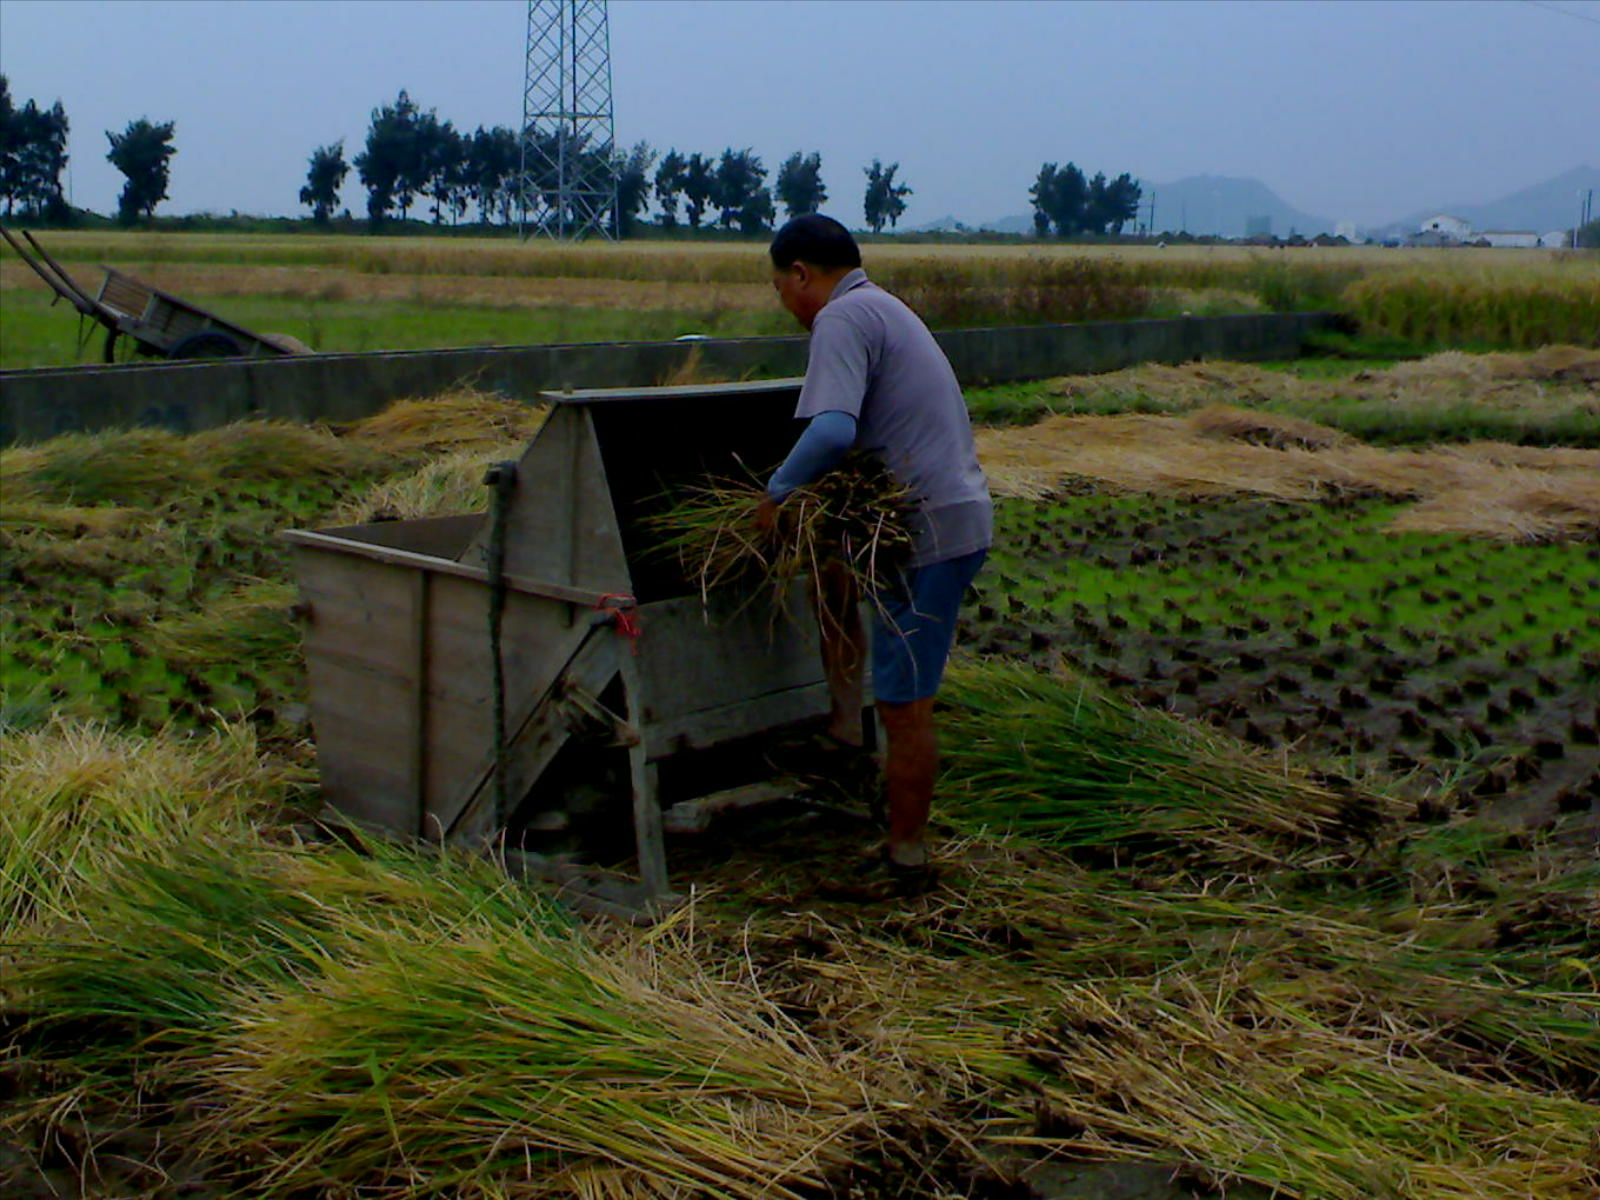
[816,848,939,903]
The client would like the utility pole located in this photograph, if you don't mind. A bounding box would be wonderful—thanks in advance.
[519,0,618,240]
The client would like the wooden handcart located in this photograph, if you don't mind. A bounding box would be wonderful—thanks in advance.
[1,223,300,362]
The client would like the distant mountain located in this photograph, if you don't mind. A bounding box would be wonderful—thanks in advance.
[1378,165,1599,237]
[983,213,1036,235]
[906,214,974,233]
[981,173,1334,239]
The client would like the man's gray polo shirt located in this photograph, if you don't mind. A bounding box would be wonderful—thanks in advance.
[795,268,992,568]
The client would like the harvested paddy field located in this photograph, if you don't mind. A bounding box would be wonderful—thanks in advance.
[2,350,1598,1199]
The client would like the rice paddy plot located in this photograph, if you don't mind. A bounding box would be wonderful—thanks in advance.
[965,485,1600,823]
[0,403,537,740]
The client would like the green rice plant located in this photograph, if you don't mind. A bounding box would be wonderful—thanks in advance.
[937,661,1393,863]
[1344,270,1600,350]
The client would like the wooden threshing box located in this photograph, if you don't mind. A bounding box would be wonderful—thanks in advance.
[283,379,841,899]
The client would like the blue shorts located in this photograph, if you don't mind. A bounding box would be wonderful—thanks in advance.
[870,549,987,704]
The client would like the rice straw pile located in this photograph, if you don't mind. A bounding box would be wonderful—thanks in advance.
[342,387,547,459]
[1043,346,1600,415]
[648,453,915,611]
[976,412,1600,540]
[333,440,531,523]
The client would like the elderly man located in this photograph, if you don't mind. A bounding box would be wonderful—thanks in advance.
[760,214,991,888]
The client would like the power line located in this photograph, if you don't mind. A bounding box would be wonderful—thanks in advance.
[1519,0,1600,28]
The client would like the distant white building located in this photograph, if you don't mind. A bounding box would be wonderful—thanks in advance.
[1420,214,1472,239]
[1478,230,1541,249]
[1540,230,1570,248]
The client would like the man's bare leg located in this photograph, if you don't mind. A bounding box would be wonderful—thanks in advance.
[816,563,866,747]
[876,697,937,868]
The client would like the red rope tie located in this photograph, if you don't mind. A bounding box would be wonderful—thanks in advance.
[595,593,641,653]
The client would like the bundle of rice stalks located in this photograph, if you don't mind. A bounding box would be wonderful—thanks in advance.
[188,419,391,482]
[7,841,335,1059]
[1186,404,1350,451]
[333,440,529,523]
[7,828,885,1197]
[344,387,547,460]
[937,661,1395,865]
[1389,465,1600,542]
[5,835,571,1037]
[0,718,291,934]
[1013,979,1600,1200]
[702,838,1600,1180]
[0,499,152,538]
[201,916,878,1199]
[648,453,915,612]
[1378,344,1600,386]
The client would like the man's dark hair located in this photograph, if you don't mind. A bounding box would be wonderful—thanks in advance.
[769,214,861,271]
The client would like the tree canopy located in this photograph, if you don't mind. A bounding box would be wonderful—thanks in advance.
[712,148,773,234]
[0,77,70,220]
[299,141,349,224]
[863,159,911,233]
[612,141,656,237]
[681,152,715,230]
[653,150,687,227]
[776,151,826,218]
[1030,161,1142,236]
[106,117,175,224]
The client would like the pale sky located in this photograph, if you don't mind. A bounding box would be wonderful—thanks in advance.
[1,0,1596,228]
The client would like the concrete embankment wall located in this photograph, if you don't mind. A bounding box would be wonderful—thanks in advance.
[0,311,1339,446]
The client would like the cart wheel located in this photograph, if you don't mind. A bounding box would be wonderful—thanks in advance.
[170,331,243,360]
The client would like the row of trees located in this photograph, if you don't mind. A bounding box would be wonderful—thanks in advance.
[4,76,1141,239]
[1029,162,1143,236]
[0,77,69,220]
[2,76,178,224]
[320,91,920,237]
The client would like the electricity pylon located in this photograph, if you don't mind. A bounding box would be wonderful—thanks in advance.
[518,0,618,240]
